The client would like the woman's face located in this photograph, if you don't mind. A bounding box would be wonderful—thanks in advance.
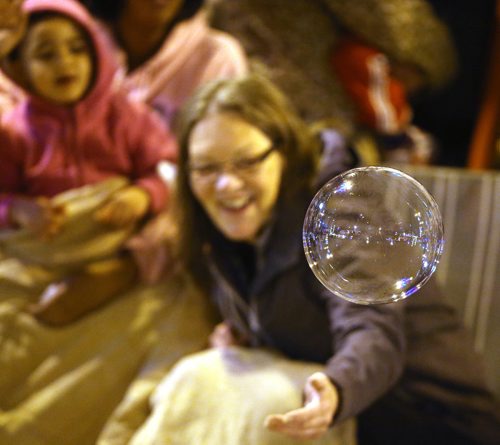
[188,112,285,244]
[123,0,184,26]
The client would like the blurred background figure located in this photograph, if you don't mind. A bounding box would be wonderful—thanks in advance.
[83,0,247,129]
[207,0,459,166]
[331,34,436,165]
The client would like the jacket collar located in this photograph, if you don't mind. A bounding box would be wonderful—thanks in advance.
[252,189,310,293]
[207,188,311,296]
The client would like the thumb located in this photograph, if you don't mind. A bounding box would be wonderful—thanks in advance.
[309,372,328,392]
[304,373,326,406]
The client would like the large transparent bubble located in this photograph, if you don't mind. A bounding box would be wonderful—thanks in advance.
[303,167,444,304]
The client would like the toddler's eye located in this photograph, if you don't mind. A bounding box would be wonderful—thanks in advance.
[35,50,56,61]
[69,40,88,54]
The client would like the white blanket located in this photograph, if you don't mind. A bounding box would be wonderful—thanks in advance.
[0,180,214,444]
[101,347,356,445]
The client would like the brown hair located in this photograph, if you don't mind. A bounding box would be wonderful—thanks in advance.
[175,74,320,286]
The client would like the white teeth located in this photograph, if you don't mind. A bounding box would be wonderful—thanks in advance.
[220,196,250,210]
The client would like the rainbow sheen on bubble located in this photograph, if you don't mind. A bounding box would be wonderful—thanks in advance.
[303,167,444,304]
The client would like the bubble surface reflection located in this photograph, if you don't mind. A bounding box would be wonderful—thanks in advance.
[303,167,444,304]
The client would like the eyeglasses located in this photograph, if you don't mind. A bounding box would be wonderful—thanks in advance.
[188,145,277,182]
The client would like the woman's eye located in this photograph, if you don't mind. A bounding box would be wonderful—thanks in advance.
[193,165,219,175]
[235,157,258,169]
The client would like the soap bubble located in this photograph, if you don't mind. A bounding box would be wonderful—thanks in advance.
[303,166,444,304]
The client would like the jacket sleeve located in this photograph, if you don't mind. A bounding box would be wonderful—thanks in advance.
[321,288,406,422]
[125,100,178,214]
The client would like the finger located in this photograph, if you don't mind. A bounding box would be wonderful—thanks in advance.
[308,372,330,394]
[109,203,141,227]
[39,216,62,239]
[108,208,131,227]
[264,414,286,430]
[45,222,62,238]
[277,405,327,430]
[278,426,328,441]
[95,202,127,225]
[51,203,66,217]
[265,407,320,430]
[94,204,112,223]
[265,415,329,440]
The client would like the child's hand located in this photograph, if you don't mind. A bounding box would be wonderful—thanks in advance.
[94,185,150,227]
[9,196,66,238]
[0,0,26,57]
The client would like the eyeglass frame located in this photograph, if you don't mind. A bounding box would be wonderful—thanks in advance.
[187,145,278,182]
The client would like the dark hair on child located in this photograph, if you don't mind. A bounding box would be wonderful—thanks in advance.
[6,11,93,62]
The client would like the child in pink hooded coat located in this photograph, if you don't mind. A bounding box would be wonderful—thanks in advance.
[0,0,176,325]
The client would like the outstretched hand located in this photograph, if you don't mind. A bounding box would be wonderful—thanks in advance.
[94,185,150,227]
[264,372,339,441]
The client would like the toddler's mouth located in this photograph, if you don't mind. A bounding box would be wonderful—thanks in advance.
[55,75,77,86]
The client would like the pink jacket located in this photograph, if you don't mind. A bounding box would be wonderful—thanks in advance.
[0,0,176,227]
[109,11,248,127]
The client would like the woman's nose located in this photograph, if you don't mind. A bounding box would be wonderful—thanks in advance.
[214,171,245,191]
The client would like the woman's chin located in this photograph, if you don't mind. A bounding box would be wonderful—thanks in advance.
[220,223,258,244]
[215,206,259,242]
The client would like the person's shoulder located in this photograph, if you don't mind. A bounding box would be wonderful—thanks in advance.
[184,12,248,69]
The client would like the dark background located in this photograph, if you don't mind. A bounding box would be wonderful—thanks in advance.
[412,0,497,167]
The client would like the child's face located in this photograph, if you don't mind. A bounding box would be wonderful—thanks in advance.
[20,16,93,104]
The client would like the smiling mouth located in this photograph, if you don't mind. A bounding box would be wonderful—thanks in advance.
[219,196,252,211]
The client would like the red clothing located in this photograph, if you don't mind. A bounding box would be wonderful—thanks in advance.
[0,0,176,227]
[332,37,412,134]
